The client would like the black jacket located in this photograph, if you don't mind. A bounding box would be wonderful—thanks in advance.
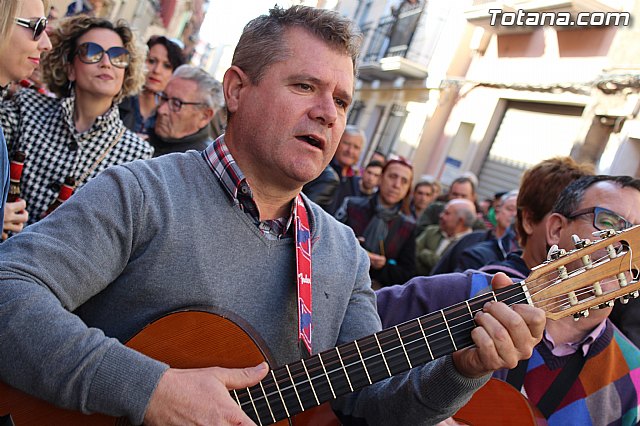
[302,165,339,212]
[148,125,212,157]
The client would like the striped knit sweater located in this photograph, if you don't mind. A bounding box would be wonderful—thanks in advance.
[496,323,640,426]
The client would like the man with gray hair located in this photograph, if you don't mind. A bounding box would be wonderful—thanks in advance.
[431,190,519,275]
[416,198,476,275]
[150,64,223,156]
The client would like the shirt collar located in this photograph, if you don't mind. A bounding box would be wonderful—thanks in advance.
[201,134,247,203]
[201,135,295,238]
[543,319,607,357]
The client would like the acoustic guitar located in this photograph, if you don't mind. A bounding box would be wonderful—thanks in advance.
[453,378,547,425]
[1,227,639,425]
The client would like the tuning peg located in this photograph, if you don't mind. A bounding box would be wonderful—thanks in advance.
[592,229,616,238]
[572,234,591,249]
[621,296,630,304]
[596,300,615,309]
[547,245,566,261]
[573,310,590,321]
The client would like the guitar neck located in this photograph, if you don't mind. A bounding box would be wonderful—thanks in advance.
[232,282,529,425]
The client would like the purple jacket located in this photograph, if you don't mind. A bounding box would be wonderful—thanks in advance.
[376,271,492,329]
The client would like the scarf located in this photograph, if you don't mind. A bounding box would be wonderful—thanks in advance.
[361,198,401,254]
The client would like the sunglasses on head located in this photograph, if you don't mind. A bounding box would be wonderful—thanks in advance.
[566,206,634,232]
[14,17,48,41]
[74,42,130,69]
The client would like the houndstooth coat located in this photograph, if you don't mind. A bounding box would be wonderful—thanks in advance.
[0,89,153,225]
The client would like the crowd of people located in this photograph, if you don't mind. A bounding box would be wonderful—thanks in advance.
[0,1,637,425]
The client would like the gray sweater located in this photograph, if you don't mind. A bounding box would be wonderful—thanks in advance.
[0,151,488,424]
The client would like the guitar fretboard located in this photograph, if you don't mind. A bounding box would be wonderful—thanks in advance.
[231,283,527,425]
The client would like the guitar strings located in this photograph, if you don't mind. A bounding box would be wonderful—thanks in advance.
[235,243,635,423]
[235,248,632,422]
[237,249,627,418]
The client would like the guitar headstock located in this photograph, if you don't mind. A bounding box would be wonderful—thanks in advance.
[524,225,640,321]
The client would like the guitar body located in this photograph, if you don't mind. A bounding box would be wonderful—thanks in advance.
[0,310,338,426]
[453,378,547,426]
[2,227,639,425]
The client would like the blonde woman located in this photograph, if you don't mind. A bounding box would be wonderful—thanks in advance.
[0,15,153,233]
[0,0,52,237]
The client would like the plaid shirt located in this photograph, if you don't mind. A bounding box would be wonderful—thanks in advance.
[202,136,293,239]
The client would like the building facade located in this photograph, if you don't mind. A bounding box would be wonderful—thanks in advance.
[337,0,640,199]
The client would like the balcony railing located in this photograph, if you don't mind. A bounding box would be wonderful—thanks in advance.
[358,5,428,81]
[361,16,396,64]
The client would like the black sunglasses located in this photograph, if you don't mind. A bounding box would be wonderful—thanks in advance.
[74,42,130,69]
[566,206,634,232]
[14,17,48,41]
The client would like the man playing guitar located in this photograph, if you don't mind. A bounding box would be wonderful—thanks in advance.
[0,6,544,425]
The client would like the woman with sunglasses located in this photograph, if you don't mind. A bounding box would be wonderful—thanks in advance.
[0,15,153,234]
[0,0,52,238]
[119,35,185,138]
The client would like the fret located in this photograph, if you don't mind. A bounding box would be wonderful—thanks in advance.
[232,389,241,405]
[317,352,337,399]
[354,340,372,385]
[256,370,288,422]
[300,358,320,406]
[258,378,276,424]
[440,309,456,351]
[285,364,304,411]
[442,305,474,352]
[465,300,475,325]
[355,334,391,385]
[335,346,354,392]
[339,342,371,391]
[302,355,334,404]
[374,333,392,377]
[417,317,434,360]
[270,369,290,419]
[234,389,256,422]
[469,292,498,314]
[246,385,262,426]
[495,283,526,305]
[376,327,410,376]
[419,307,455,359]
[491,291,498,302]
[271,366,300,418]
[394,326,412,369]
[286,359,321,411]
[250,383,279,426]
[397,320,431,367]
[313,347,351,398]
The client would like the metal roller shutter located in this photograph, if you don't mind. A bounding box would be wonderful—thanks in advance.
[477,101,584,201]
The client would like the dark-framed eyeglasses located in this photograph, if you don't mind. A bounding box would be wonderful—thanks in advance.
[566,206,634,232]
[155,92,205,112]
[74,42,130,69]
[14,17,48,41]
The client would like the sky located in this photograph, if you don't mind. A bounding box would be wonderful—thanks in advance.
[199,0,339,47]
[199,1,301,47]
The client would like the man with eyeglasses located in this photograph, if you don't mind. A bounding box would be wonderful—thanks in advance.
[149,65,223,156]
[377,174,640,425]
